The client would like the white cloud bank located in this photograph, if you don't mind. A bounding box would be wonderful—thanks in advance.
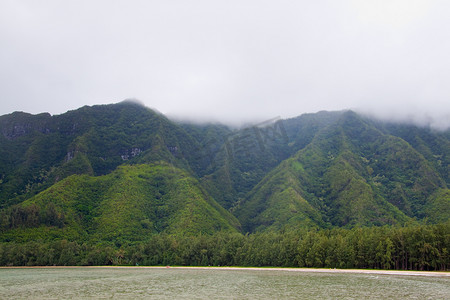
[0,0,449,129]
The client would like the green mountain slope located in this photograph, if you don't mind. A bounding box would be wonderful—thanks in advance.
[0,103,448,240]
[235,111,448,231]
[0,101,202,208]
[0,163,240,244]
[377,122,450,186]
[192,112,344,210]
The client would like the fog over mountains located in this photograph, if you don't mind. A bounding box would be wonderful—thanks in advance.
[1,1,450,130]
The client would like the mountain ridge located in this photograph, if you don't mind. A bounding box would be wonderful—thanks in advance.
[0,102,448,243]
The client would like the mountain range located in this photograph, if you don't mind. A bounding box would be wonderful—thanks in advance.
[0,101,448,244]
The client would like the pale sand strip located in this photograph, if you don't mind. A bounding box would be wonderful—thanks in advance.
[2,266,447,277]
[136,266,450,277]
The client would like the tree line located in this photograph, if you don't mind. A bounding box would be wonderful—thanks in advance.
[0,223,448,271]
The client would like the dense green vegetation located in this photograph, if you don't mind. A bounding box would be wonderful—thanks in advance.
[0,102,201,207]
[235,112,448,231]
[0,223,448,270]
[0,163,239,244]
[0,102,448,269]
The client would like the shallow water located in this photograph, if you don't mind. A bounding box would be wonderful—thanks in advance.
[0,267,449,299]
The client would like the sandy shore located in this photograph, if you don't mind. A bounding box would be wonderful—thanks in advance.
[1,266,449,277]
[134,266,450,277]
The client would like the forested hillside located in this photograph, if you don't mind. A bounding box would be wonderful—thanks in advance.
[0,102,448,268]
[234,111,448,231]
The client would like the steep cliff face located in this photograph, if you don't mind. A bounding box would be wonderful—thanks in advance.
[0,112,52,140]
[0,102,202,207]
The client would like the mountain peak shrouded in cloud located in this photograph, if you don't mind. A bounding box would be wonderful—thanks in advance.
[0,1,449,129]
[355,103,450,131]
[120,98,145,107]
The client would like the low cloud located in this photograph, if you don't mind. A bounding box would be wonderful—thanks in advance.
[0,1,449,130]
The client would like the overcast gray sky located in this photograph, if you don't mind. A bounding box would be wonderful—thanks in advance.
[1,0,449,128]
